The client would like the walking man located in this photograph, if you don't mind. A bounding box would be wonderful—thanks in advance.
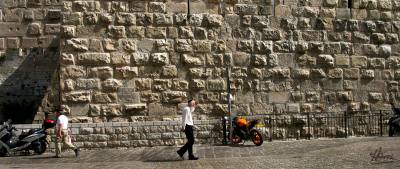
[54,108,79,158]
[177,99,199,160]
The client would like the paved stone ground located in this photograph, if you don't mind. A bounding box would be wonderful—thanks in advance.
[1,137,399,169]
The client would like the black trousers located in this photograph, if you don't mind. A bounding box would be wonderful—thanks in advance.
[178,125,195,157]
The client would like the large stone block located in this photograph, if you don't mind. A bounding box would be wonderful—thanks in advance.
[351,55,368,67]
[89,67,113,79]
[102,79,122,92]
[63,91,91,103]
[153,13,173,26]
[77,53,110,65]
[66,38,89,52]
[76,78,101,90]
[150,53,169,65]
[162,91,187,103]
[115,66,138,79]
[61,66,86,79]
[108,26,126,38]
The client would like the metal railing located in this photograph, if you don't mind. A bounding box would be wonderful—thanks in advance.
[221,110,394,142]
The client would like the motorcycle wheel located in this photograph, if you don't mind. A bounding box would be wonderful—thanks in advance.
[250,130,263,146]
[228,132,242,144]
[33,140,47,155]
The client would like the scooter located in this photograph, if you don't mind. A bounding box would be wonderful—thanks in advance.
[229,117,264,146]
[389,106,400,137]
[0,119,55,156]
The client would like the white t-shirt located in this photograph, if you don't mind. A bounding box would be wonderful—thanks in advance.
[181,106,194,129]
[57,115,69,130]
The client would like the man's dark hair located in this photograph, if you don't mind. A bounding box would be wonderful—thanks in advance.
[188,99,193,104]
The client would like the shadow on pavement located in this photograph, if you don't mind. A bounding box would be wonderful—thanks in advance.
[141,147,184,162]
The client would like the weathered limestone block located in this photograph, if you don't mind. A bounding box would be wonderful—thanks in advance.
[120,39,137,52]
[370,33,386,44]
[108,26,126,38]
[328,68,343,79]
[234,4,258,15]
[368,58,385,68]
[182,54,203,66]
[203,14,223,27]
[352,32,369,43]
[102,104,123,117]
[361,69,375,79]
[193,40,211,53]
[267,68,291,78]
[77,53,110,65]
[315,18,333,30]
[377,0,392,10]
[62,66,86,79]
[360,0,378,9]
[337,91,352,102]
[103,38,118,51]
[150,53,169,65]
[172,80,189,91]
[126,26,144,38]
[83,13,98,25]
[89,67,113,79]
[110,52,130,66]
[89,104,101,117]
[92,92,117,103]
[207,79,226,91]
[136,13,153,26]
[263,29,282,41]
[324,42,341,54]
[252,54,268,66]
[306,92,320,102]
[254,41,272,54]
[298,54,316,67]
[102,79,122,92]
[61,25,76,38]
[135,79,152,91]
[188,14,203,27]
[76,78,101,90]
[154,13,173,26]
[317,55,334,67]
[298,18,311,29]
[292,69,310,79]
[324,0,339,7]
[99,13,113,25]
[115,13,135,25]
[362,44,378,56]
[335,55,350,67]
[287,103,300,113]
[388,81,399,91]
[369,92,383,101]
[251,15,268,29]
[280,17,297,30]
[295,42,308,53]
[62,12,82,25]
[60,53,75,66]
[310,69,327,79]
[343,68,360,79]
[149,2,166,13]
[63,79,75,91]
[63,91,91,103]
[162,91,186,103]
[175,39,192,52]
[189,79,206,90]
[161,65,177,78]
[131,53,149,65]
[351,56,368,67]
[153,79,171,91]
[378,45,391,57]
[115,66,138,79]
[27,23,41,35]
[66,38,89,52]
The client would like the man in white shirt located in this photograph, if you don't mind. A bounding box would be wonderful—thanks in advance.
[177,99,199,160]
[54,109,79,158]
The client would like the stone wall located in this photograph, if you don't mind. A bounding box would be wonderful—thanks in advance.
[0,0,63,123]
[13,119,222,148]
[59,0,400,122]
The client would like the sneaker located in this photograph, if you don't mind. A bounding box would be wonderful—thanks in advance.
[189,156,199,160]
[74,148,79,157]
[176,151,184,159]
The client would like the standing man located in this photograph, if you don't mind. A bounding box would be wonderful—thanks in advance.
[54,108,79,158]
[177,99,199,160]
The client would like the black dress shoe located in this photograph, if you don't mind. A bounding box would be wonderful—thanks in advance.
[74,148,79,157]
[189,156,199,160]
[177,151,184,159]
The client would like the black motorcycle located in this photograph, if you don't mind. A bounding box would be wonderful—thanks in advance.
[389,106,400,137]
[0,119,55,156]
[229,117,264,146]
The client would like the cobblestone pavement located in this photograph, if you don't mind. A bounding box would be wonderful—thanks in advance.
[1,137,399,169]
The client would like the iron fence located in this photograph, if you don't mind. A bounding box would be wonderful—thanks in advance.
[222,110,394,142]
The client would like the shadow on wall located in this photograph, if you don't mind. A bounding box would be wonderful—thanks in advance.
[0,47,60,124]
